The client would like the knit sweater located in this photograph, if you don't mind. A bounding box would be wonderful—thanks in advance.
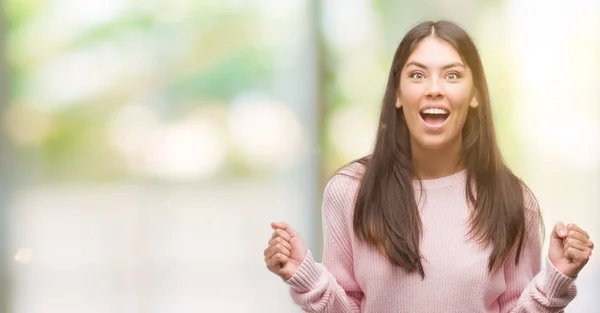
[285,162,577,313]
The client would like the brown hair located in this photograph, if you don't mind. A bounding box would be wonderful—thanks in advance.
[352,20,539,278]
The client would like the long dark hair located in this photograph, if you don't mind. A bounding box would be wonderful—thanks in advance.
[352,20,539,278]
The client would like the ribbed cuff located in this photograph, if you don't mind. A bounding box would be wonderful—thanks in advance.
[543,257,577,299]
[285,250,323,293]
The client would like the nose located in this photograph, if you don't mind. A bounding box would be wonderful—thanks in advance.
[425,77,444,99]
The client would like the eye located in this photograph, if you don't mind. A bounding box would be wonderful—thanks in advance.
[409,72,425,79]
[445,72,461,80]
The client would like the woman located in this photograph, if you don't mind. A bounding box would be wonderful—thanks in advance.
[263,20,594,312]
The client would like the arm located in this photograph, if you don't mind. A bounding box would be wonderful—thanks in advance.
[285,174,363,313]
[498,191,577,312]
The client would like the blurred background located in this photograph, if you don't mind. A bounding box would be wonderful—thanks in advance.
[0,0,598,312]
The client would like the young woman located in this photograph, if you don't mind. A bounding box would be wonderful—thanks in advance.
[263,20,594,312]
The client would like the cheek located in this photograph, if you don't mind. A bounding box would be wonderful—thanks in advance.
[399,85,425,108]
[449,101,472,131]
[447,87,474,111]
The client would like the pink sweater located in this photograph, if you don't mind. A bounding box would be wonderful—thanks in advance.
[285,163,577,312]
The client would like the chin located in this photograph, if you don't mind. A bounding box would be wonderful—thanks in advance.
[419,141,447,151]
[412,135,454,151]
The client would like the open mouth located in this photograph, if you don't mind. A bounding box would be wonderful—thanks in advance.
[419,108,450,126]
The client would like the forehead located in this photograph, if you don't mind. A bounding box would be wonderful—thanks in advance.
[405,37,463,67]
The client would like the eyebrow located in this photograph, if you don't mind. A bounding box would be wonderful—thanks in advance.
[405,61,465,70]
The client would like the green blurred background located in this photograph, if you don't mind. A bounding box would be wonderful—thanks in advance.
[0,0,598,312]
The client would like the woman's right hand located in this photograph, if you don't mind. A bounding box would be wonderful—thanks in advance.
[264,221,308,281]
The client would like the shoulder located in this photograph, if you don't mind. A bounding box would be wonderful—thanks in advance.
[520,183,540,215]
[519,182,543,233]
[321,162,366,217]
[336,161,366,180]
[324,161,365,196]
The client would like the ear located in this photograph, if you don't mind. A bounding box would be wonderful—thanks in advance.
[469,95,479,109]
[395,97,402,109]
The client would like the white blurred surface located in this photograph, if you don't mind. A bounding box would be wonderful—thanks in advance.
[9,182,306,313]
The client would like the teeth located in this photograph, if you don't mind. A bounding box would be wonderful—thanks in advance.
[421,108,448,115]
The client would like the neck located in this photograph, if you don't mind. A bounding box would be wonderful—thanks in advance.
[410,139,465,180]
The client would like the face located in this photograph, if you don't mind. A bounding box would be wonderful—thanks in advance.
[396,36,478,151]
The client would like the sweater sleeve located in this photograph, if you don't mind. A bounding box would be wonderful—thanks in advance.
[284,173,363,313]
[499,189,577,312]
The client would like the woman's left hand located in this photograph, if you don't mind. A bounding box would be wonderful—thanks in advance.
[548,222,594,278]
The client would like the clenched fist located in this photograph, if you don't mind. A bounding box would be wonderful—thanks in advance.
[264,222,308,281]
[549,222,594,278]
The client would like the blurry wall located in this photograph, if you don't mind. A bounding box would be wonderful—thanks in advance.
[1,0,598,312]
[3,1,321,312]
